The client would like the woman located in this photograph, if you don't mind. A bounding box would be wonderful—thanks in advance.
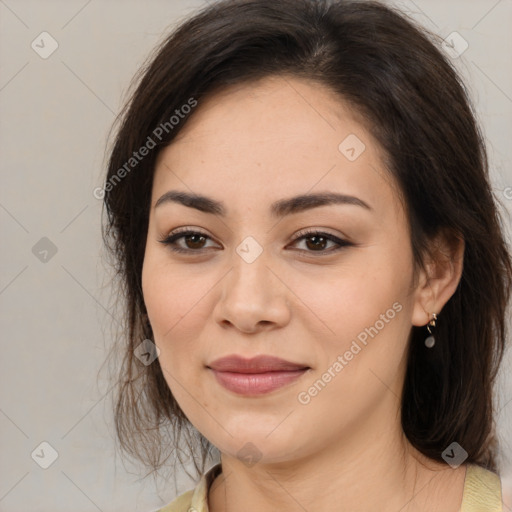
[101,0,511,510]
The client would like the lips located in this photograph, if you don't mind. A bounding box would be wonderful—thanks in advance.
[207,355,310,395]
[207,354,309,373]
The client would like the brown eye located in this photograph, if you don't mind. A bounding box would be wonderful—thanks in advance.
[290,230,352,254]
[158,229,219,254]
[183,233,207,249]
[304,234,330,251]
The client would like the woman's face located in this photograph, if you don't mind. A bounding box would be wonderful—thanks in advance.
[142,75,430,465]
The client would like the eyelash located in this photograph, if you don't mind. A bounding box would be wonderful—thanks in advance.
[157,227,352,256]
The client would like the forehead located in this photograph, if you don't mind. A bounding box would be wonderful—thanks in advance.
[152,75,403,222]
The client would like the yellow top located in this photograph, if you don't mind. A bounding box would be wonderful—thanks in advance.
[155,462,503,512]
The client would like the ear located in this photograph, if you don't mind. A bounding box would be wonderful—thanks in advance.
[411,228,465,327]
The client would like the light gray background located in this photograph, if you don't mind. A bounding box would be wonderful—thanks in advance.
[1,0,511,510]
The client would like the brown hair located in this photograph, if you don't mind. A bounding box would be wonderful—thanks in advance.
[101,0,512,480]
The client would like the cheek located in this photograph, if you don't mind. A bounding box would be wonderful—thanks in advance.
[290,269,411,429]
[291,253,414,400]
[291,257,408,339]
[141,256,211,411]
[141,251,218,370]
[143,240,198,321]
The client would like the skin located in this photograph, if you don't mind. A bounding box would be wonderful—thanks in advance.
[141,75,466,512]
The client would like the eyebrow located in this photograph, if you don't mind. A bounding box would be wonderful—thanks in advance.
[154,190,373,217]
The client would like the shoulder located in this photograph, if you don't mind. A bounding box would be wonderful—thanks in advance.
[461,463,503,511]
[154,463,223,512]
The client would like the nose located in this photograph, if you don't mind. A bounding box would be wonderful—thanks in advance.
[213,249,292,334]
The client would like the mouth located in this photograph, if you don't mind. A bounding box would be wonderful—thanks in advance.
[207,354,310,373]
[206,354,311,396]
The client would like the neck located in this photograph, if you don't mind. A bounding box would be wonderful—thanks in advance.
[207,402,466,512]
